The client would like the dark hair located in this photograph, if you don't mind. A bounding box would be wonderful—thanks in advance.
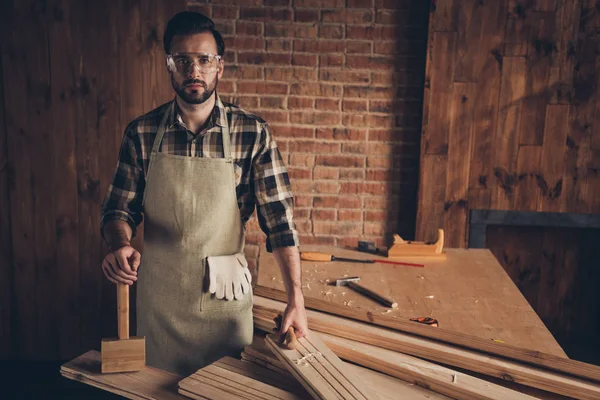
[163,11,225,56]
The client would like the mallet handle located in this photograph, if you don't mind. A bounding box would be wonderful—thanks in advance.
[117,283,129,340]
[347,281,397,308]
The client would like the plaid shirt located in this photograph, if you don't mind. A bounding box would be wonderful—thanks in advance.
[101,95,299,252]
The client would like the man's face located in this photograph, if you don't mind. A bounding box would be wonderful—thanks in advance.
[168,32,223,105]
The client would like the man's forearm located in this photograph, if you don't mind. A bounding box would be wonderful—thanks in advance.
[103,220,133,250]
[272,246,304,304]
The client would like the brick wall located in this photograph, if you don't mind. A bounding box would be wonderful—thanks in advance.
[187,0,429,271]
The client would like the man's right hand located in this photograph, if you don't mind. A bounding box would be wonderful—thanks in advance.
[101,244,141,285]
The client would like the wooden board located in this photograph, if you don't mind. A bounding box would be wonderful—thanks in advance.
[244,335,452,400]
[60,350,185,400]
[178,357,307,400]
[257,245,566,357]
[265,332,379,400]
[253,296,600,399]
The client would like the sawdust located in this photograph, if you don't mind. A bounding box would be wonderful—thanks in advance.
[294,352,322,366]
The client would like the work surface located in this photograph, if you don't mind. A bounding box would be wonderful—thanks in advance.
[256,245,567,358]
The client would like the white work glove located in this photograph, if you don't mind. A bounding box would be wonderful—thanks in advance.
[207,253,252,301]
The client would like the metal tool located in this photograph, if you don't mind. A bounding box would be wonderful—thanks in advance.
[334,276,397,308]
[388,229,445,258]
[410,317,439,327]
[301,251,424,268]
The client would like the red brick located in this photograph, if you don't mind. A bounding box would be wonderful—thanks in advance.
[240,7,292,21]
[271,124,314,138]
[340,182,388,195]
[257,110,288,123]
[215,0,262,5]
[375,9,408,24]
[238,81,288,95]
[188,4,211,17]
[368,114,394,128]
[232,96,259,109]
[340,168,365,180]
[261,96,286,109]
[347,0,373,7]
[313,196,339,207]
[238,52,291,65]
[342,99,367,112]
[346,41,372,54]
[288,97,314,109]
[346,55,395,70]
[287,167,312,180]
[341,143,366,154]
[291,111,340,125]
[295,194,313,207]
[371,71,393,85]
[290,83,342,97]
[288,141,339,153]
[289,154,315,166]
[315,112,341,125]
[214,21,235,35]
[363,196,393,209]
[342,113,368,127]
[312,209,336,220]
[265,67,318,81]
[366,156,391,168]
[369,99,393,113]
[346,25,396,40]
[313,221,362,236]
[264,0,290,5]
[320,54,344,67]
[369,129,420,142]
[294,39,345,53]
[338,209,362,221]
[339,196,361,208]
[266,39,292,52]
[366,169,399,181]
[319,69,370,83]
[219,80,235,93]
[294,208,310,219]
[295,219,313,234]
[292,53,318,67]
[277,141,288,152]
[225,65,263,80]
[344,85,395,99]
[373,41,395,55]
[316,155,364,168]
[319,24,344,39]
[212,5,239,19]
[375,0,410,9]
[313,167,339,180]
[237,21,263,36]
[316,128,367,141]
[300,235,336,245]
[322,9,373,23]
[315,98,340,111]
[266,23,318,38]
[225,36,265,50]
[295,9,319,22]
[313,181,340,193]
[294,0,344,7]
[223,50,237,63]
[364,222,386,236]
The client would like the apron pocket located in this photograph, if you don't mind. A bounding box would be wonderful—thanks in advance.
[200,255,253,312]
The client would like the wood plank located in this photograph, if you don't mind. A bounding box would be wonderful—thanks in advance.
[534,0,558,11]
[61,350,185,400]
[321,333,537,400]
[3,0,51,359]
[504,17,529,57]
[265,332,378,400]
[254,297,600,400]
[415,154,447,242]
[539,105,569,211]
[515,145,543,211]
[433,0,458,32]
[444,83,475,248]
[519,12,554,146]
[423,32,456,155]
[245,336,451,400]
[0,0,12,359]
[454,1,483,82]
[492,57,527,210]
[257,245,565,358]
[47,0,82,360]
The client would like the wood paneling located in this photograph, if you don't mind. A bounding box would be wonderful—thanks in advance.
[417,0,600,244]
[0,0,185,360]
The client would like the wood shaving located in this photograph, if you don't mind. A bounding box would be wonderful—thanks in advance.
[294,352,322,366]
[425,295,435,299]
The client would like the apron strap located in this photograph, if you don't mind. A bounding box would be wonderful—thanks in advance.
[150,102,174,157]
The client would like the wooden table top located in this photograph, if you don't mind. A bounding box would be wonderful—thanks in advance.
[256,245,567,358]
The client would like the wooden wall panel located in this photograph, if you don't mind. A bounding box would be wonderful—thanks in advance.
[417,0,600,245]
[0,0,185,360]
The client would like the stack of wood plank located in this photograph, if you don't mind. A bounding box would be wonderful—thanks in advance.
[252,291,600,400]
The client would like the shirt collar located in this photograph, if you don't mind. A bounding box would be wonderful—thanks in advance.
[168,93,226,132]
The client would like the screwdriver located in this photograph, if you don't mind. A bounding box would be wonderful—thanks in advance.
[300,251,424,268]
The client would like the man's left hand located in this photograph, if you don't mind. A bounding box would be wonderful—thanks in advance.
[279,297,308,339]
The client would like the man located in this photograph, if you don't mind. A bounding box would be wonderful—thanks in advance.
[100,11,308,376]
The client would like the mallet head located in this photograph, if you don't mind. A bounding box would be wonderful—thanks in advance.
[334,276,361,287]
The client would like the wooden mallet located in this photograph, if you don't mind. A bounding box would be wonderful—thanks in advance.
[101,283,145,373]
[273,314,299,350]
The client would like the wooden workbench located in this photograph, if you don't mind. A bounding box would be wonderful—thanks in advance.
[256,245,567,358]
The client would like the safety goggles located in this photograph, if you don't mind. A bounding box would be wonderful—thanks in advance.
[166,52,222,74]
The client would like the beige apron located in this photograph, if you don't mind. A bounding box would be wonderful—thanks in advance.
[137,101,253,376]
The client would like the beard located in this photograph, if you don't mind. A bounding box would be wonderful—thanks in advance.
[172,74,218,105]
